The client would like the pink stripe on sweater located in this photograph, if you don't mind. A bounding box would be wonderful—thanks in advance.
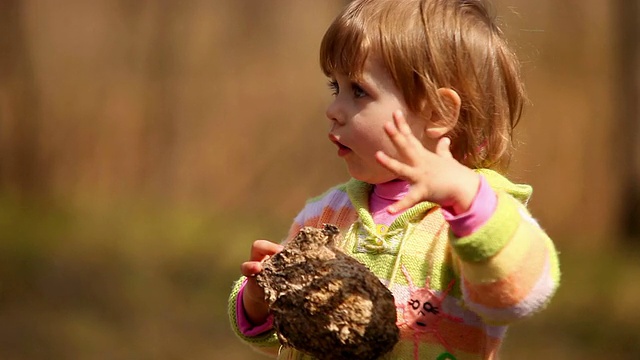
[462,256,556,323]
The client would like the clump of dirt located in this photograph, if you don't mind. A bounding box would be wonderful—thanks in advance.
[256,224,399,360]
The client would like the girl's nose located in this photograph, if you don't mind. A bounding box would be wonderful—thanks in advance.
[325,98,345,126]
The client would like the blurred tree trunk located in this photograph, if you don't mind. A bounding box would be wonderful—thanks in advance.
[616,0,640,238]
[0,1,46,198]
[142,0,177,196]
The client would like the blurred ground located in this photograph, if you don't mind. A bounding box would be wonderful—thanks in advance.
[2,197,640,359]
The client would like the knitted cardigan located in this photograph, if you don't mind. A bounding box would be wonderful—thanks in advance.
[228,169,560,360]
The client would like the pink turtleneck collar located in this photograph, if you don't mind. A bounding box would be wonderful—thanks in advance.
[370,180,410,227]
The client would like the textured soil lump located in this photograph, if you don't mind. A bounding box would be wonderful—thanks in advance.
[256,224,399,360]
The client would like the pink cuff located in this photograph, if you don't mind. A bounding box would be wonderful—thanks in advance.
[441,175,497,237]
[236,280,274,337]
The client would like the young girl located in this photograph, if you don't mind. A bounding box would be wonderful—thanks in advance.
[228,0,560,359]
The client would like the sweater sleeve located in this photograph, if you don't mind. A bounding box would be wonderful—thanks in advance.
[442,175,497,237]
[449,190,561,324]
[228,277,280,357]
[236,280,275,336]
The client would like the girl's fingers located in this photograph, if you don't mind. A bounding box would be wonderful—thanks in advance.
[388,189,424,214]
[241,261,263,277]
[376,150,413,177]
[383,120,411,156]
[435,137,453,158]
[386,111,432,162]
[384,122,421,162]
[394,111,427,149]
[393,110,413,136]
[385,111,421,158]
[250,240,284,261]
[244,240,284,276]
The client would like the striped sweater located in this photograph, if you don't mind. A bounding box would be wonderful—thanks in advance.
[228,169,560,360]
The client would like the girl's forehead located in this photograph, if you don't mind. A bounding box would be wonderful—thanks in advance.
[333,57,399,92]
[323,54,367,81]
[328,54,387,81]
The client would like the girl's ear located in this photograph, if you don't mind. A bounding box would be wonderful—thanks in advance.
[424,88,461,139]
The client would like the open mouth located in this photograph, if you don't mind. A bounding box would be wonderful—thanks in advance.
[328,134,351,156]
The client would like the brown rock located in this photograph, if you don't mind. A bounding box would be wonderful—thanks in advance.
[256,224,399,360]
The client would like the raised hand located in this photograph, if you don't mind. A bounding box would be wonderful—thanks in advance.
[375,110,480,215]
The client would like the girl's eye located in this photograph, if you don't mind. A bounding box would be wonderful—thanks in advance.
[352,83,367,98]
[327,80,339,96]
[327,79,367,98]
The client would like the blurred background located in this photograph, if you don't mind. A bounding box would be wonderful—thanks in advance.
[1,0,638,359]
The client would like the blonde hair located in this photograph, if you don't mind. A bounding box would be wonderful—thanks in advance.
[320,0,525,171]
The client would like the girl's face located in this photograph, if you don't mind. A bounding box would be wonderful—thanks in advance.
[326,58,433,184]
